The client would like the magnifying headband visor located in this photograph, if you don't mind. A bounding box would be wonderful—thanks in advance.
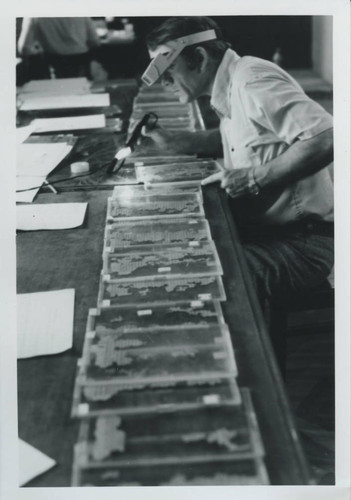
[142,29,217,86]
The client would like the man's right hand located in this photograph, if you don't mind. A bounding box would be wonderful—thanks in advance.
[141,124,178,153]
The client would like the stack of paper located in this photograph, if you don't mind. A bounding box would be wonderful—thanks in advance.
[32,114,106,133]
[16,176,44,204]
[16,124,35,144]
[17,288,75,359]
[16,203,88,231]
[17,142,73,177]
[19,77,91,97]
[19,439,56,486]
[19,93,110,111]
[16,142,73,203]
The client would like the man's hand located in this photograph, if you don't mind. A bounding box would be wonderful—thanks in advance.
[141,124,180,153]
[202,168,253,198]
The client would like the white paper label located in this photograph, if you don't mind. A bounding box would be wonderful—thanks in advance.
[86,331,95,340]
[137,309,152,317]
[90,308,98,316]
[77,358,84,368]
[189,241,199,247]
[103,274,111,282]
[188,220,198,225]
[104,247,111,253]
[198,293,212,300]
[158,267,171,273]
[213,351,226,360]
[190,300,204,308]
[102,300,111,307]
[78,403,89,416]
[203,394,220,404]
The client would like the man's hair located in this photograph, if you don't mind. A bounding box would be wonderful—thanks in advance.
[146,17,230,67]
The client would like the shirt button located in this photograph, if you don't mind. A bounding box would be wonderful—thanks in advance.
[231,147,234,152]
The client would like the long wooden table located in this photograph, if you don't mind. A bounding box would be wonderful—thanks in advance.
[16,80,311,486]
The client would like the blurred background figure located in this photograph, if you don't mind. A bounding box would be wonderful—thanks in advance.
[18,17,101,79]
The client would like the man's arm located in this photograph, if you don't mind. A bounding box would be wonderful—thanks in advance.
[202,128,333,197]
[141,126,222,157]
[254,128,333,189]
[18,18,42,56]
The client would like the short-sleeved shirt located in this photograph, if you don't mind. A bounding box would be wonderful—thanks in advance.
[210,49,334,224]
[28,18,100,55]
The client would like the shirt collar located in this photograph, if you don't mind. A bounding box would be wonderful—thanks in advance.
[210,49,241,119]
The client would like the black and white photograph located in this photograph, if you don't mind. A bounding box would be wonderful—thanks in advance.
[0,0,350,499]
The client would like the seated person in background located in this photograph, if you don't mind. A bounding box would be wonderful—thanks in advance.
[141,16,334,316]
[18,17,101,79]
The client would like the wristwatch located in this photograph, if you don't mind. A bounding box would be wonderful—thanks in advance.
[248,168,260,196]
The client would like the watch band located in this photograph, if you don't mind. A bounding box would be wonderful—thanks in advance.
[248,168,260,196]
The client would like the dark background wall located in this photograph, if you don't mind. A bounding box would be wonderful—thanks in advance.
[132,16,312,70]
[16,16,312,82]
[118,16,312,78]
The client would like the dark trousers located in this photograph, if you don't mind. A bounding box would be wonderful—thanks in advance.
[46,52,91,79]
[239,222,334,309]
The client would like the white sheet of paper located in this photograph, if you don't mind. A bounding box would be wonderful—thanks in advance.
[17,289,75,358]
[16,124,35,144]
[20,93,110,111]
[16,203,88,230]
[17,142,73,177]
[33,114,106,133]
[19,439,56,486]
[16,176,44,203]
[20,77,90,95]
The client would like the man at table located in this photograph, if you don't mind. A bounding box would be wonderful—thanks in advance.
[140,16,334,315]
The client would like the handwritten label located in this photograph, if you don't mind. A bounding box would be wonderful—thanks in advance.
[213,351,226,360]
[203,394,220,404]
[198,293,212,301]
[77,404,89,416]
[137,309,152,317]
[190,300,204,308]
[158,267,171,273]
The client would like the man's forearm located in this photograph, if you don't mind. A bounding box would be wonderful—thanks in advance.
[254,128,334,190]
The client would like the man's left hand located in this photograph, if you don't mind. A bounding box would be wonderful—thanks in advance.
[202,168,253,198]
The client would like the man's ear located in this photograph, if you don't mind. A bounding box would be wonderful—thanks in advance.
[194,46,209,73]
